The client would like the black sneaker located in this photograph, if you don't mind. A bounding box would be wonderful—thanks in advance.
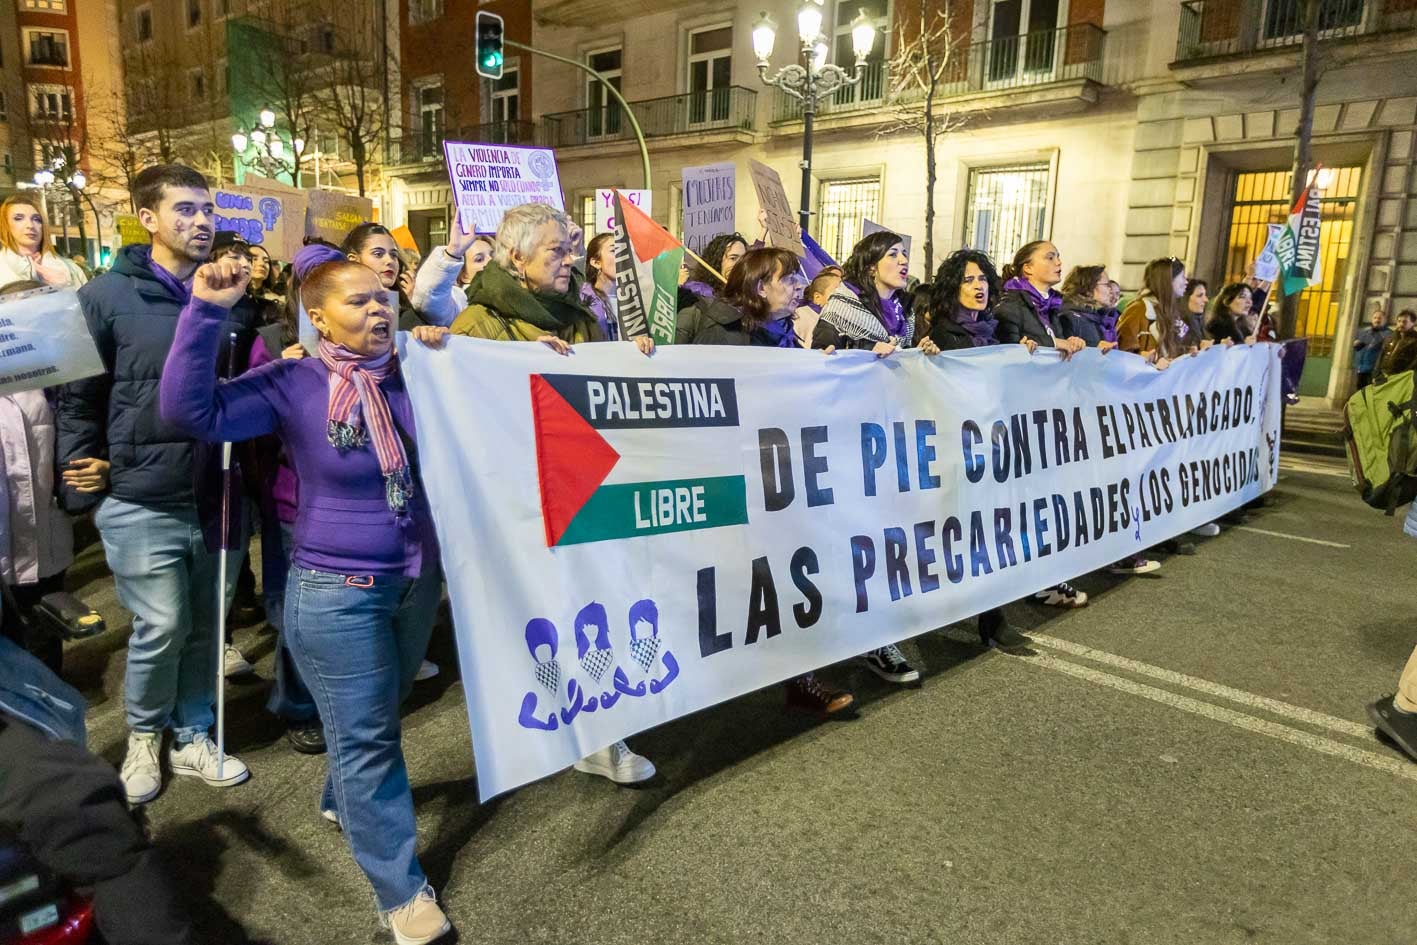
[1161,538,1196,556]
[1032,581,1088,608]
[860,644,921,684]
[1368,695,1417,763]
[286,719,327,755]
[978,608,1029,650]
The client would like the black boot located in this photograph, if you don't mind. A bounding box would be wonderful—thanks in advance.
[978,607,1029,651]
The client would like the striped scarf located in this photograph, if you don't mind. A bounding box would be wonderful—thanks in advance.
[317,338,412,514]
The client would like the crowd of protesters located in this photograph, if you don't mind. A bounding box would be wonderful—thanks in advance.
[0,162,1413,945]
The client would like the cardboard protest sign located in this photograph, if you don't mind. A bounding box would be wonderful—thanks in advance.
[862,219,911,260]
[681,163,736,254]
[748,159,805,257]
[594,188,651,234]
[0,288,104,396]
[114,214,150,247]
[213,180,305,260]
[306,189,375,246]
[444,141,564,236]
[390,225,420,252]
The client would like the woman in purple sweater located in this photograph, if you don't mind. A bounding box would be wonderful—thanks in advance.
[159,248,454,945]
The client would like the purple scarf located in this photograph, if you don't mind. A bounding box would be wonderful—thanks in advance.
[681,280,716,301]
[846,281,907,337]
[956,308,999,347]
[754,315,801,349]
[1078,306,1119,344]
[1004,277,1062,331]
[149,257,192,303]
[318,339,413,515]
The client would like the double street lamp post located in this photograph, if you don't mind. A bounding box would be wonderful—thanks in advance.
[29,157,101,267]
[753,1,877,233]
[231,107,307,186]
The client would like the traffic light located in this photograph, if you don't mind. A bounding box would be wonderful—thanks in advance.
[476,11,505,80]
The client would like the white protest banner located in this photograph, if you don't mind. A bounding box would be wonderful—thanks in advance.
[444,141,564,235]
[863,218,912,260]
[0,288,104,395]
[748,159,806,257]
[402,340,1282,799]
[681,163,737,254]
[594,188,651,234]
[1252,224,1283,284]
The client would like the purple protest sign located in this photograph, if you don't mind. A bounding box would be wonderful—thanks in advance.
[681,163,736,255]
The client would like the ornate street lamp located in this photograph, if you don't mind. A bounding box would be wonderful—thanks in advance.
[753,2,877,231]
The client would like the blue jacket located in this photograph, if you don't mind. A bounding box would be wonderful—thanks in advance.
[0,634,86,747]
[55,245,256,512]
[1355,325,1391,374]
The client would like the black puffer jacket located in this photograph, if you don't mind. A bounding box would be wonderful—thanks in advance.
[675,298,755,346]
[56,244,257,512]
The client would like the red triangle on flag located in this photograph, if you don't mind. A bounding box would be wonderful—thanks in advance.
[530,375,621,547]
[616,189,681,264]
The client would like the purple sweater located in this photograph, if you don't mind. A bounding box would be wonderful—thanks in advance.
[160,298,437,577]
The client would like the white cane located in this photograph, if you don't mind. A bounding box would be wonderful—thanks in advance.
[215,330,238,779]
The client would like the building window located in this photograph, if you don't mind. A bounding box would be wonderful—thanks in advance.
[686,25,732,125]
[580,193,597,230]
[409,0,445,24]
[490,63,520,128]
[189,68,206,102]
[416,79,444,158]
[315,23,336,54]
[963,163,1051,263]
[136,6,153,42]
[832,0,888,101]
[21,0,68,11]
[987,0,1064,83]
[187,0,202,30]
[31,86,74,122]
[0,91,7,123]
[25,29,70,68]
[586,47,623,138]
[817,177,882,262]
[1,154,12,182]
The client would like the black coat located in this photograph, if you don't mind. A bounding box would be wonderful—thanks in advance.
[929,316,995,352]
[56,245,258,513]
[993,289,1057,347]
[676,298,755,346]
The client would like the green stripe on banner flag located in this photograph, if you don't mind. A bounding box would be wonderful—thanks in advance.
[649,248,685,347]
[556,474,748,546]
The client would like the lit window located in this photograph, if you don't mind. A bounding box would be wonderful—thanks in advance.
[32,86,74,122]
[817,178,882,262]
[21,0,68,11]
[963,163,1051,263]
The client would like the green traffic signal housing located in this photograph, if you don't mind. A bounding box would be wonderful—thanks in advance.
[476,11,505,80]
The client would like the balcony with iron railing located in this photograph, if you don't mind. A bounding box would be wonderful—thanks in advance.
[1175,0,1417,62]
[541,86,757,150]
[772,24,1106,123]
[387,119,539,166]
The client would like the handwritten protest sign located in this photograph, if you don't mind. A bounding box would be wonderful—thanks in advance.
[681,163,736,254]
[0,288,103,396]
[444,141,564,235]
[863,219,911,260]
[213,181,305,260]
[594,188,651,234]
[306,190,375,246]
[114,214,149,247]
[748,159,805,257]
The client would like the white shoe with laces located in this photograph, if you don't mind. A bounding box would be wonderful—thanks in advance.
[1190,522,1221,537]
[574,740,656,784]
[223,644,253,677]
[169,733,250,788]
[121,731,163,805]
[382,885,451,945]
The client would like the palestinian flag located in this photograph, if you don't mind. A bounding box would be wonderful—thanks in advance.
[1275,176,1323,297]
[610,189,684,346]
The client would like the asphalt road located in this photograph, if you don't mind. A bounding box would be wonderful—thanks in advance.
[61,452,1417,945]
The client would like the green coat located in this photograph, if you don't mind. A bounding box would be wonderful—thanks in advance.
[450,261,604,343]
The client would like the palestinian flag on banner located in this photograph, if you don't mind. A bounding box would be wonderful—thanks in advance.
[1274,172,1324,297]
[610,189,684,346]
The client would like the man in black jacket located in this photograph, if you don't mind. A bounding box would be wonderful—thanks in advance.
[56,164,253,805]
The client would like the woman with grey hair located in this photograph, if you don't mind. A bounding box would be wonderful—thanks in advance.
[451,203,653,352]
[448,203,657,783]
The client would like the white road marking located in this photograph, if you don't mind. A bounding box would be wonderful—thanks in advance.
[1029,633,1372,739]
[1235,525,1350,548]
[1026,653,1417,783]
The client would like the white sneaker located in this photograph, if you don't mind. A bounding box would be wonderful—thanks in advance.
[223,644,253,677]
[415,659,439,681]
[381,885,451,945]
[321,808,342,828]
[1190,522,1221,537]
[120,731,163,805]
[169,734,250,788]
[573,740,656,784]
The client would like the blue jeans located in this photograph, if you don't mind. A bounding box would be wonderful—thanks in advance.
[264,521,318,722]
[285,565,441,912]
[95,497,241,743]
